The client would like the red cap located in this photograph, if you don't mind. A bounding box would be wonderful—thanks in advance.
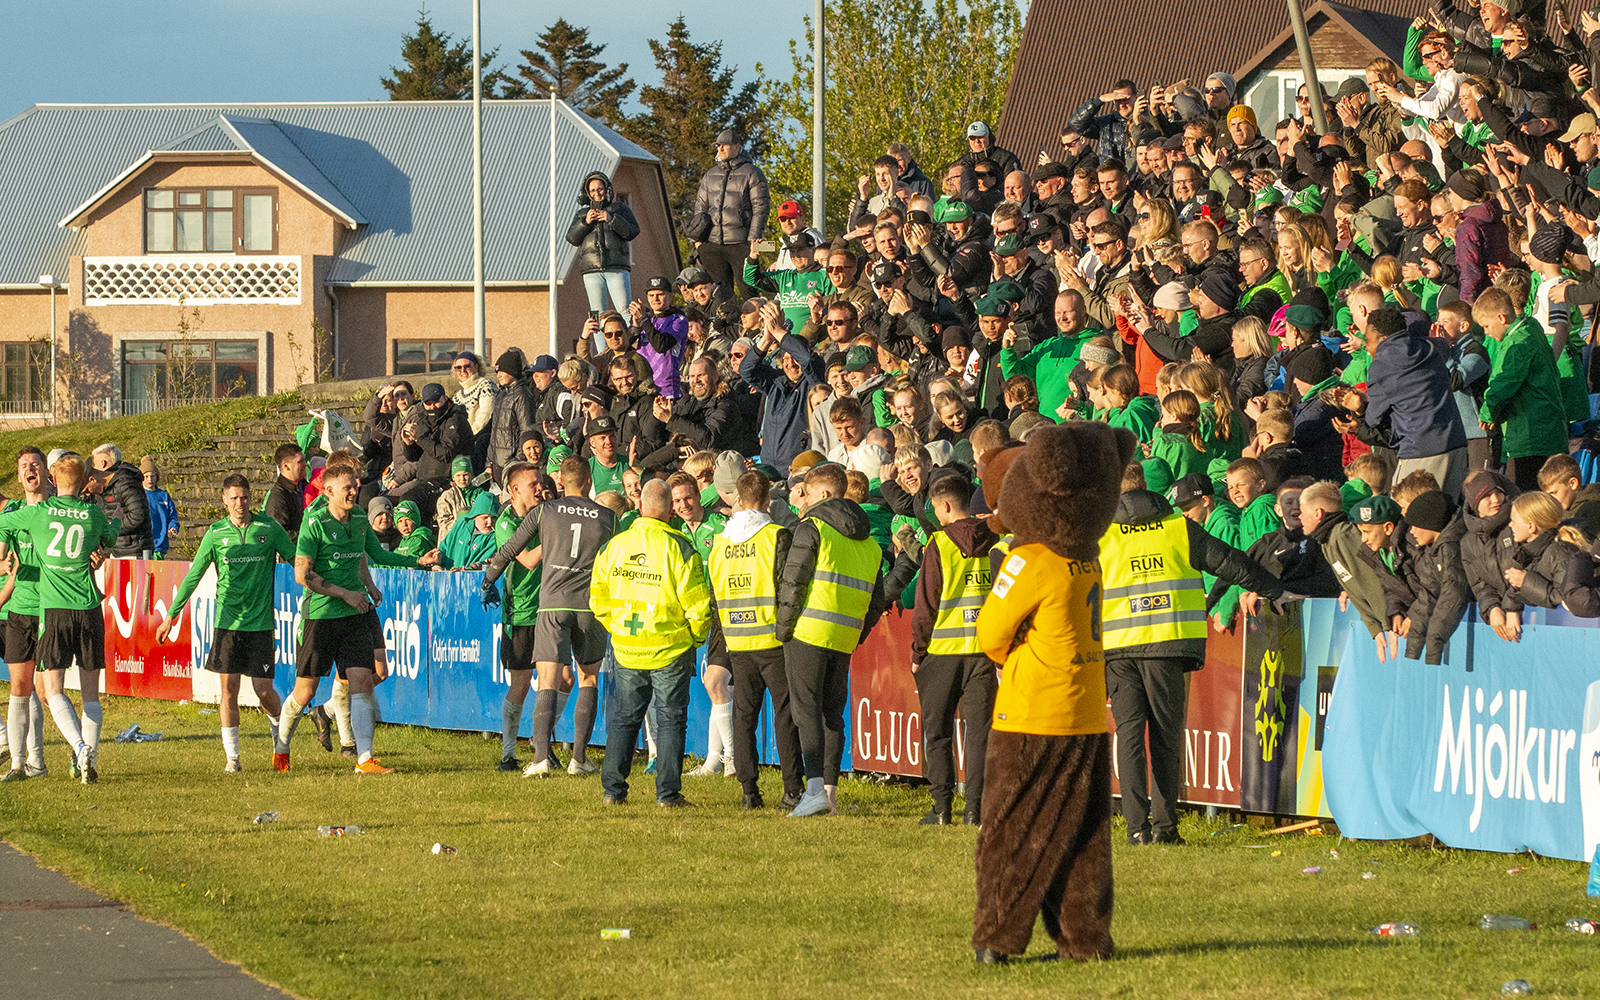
[777,200,802,218]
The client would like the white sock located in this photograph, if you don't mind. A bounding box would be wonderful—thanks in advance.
[27,693,43,768]
[351,692,376,763]
[643,710,657,756]
[81,701,103,753]
[711,702,734,765]
[221,725,241,760]
[332,683,353,747]
[500,697,521,759]
[46,693,83,749]
[805,776,823,796]
[6,696,26,769]
[264,711,280,735]
[277,694,305,751]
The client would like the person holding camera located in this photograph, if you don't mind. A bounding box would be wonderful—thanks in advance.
[567,172,640,353]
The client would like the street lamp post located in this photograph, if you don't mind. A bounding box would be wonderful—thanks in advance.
[37,275,59,424]
[471,0,486,360]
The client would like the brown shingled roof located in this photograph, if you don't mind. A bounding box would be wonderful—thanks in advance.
[999,0,1429,165]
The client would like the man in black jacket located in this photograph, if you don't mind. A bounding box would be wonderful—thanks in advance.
[401,383,471,520]
[88,444,151,557]
[487,349,537,483]
[1102,465,1283,845]
[691,129,771,303]
[264,442,307,542]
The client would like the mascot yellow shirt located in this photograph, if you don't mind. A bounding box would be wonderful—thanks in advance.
[976,542,1107,736]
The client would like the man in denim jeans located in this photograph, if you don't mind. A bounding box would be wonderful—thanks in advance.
[591,480,712,807]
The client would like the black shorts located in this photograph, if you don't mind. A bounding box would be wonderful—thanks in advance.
[296,611,385,679]
[5,613,39,664]
[705,618,730,670]
[501,624,537,673]
[37,608,105,673]
[532,609,608,665]
[206,628,275,679]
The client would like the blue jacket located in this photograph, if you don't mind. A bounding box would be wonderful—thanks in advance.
[1293,376,1348,482]
[1365,328,1467,459]
[145,487,179,555]
[739,333,824,473]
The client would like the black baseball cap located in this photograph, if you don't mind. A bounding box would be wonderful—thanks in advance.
[420,382,446,402]
[585,416,617,438]
[646,276,672,292]
[782,232,818,251]
[529,355,558,374]
[1169,472,1214,509]
[870,260,901,285]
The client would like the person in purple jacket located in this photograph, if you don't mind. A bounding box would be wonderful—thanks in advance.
[628,276,689,398]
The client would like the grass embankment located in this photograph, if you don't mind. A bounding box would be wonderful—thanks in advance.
[0,393,300,497]
[2,690,1598,1000]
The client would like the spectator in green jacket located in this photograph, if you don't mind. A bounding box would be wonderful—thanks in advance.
[1473,287,1569,491]
[997,290,1101,422]
[393,500,436,560]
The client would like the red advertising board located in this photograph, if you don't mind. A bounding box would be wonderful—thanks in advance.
[849,605,1247,810]
[98,559,194,701]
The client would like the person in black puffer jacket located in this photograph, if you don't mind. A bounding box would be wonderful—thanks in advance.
[1460,470,1519,637]
[1501,491,1590,618]
[692,130,771,303]
[1397,490,1472,664]
[88,444,151,557]
[566,172,639,337]
[486,348,539,483]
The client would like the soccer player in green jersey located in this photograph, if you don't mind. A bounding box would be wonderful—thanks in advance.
[279,465,435,774]
[156,474,295,772]
[1,447,51,782]
[488,463,545,771]
[0,455,119,784]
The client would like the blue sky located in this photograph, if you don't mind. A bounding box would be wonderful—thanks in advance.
[1,1,800,117]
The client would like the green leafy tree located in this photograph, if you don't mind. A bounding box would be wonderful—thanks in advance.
[504,20,636,128]
[629,16,772,216]
[762,0,1022,236]
[381,7,515,100]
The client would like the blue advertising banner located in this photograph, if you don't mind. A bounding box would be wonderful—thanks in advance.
[1319,601,1600,863]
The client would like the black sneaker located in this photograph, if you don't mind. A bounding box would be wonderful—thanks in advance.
[1128,830,1153,846]
[919,808,952,826]
[657,793,693,808]
[339,744,357,760]
[496,756,520,772]
[1153,830,1187,846]
[310,705,333,752]
[0,767,26,783]
[974,949,1010,965]
[964,810,981,826]
[741,792,765,810]
[601,795,628,806]
[778,791,801,811]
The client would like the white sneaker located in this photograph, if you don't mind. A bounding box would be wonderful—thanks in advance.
[23,762,46,779]
[566,755,598,775]
[224,757,242,773]
[787,789,831,817]
[80,745,97,785]
[686,758,722,777]
[722,756,736,776]
[522,758,552,778]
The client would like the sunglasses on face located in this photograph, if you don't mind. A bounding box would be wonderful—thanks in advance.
[825,319,849,326]
[1137,212,1151,221]
[826,265,849,273]
[1205,86,1228,94]
[994,226,1020,236]
[1091,240,1115,250]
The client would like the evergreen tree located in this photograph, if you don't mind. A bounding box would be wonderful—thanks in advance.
[506,20,636,128]
[381,7,514,101]
[629,16,771,215]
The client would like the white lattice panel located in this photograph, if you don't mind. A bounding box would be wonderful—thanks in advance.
[82,256,302,306]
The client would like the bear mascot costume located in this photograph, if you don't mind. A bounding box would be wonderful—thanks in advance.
[970,420,1136,963]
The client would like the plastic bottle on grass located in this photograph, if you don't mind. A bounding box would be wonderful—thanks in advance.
[317,825,364,837]
[1501,980,1532,995]
[1481,915,1537,931]
[253,811,279,824]
[1370,922,1419,936]
[1565,918,1598,935]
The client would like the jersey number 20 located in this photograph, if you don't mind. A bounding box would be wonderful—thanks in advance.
[47,522,86,560]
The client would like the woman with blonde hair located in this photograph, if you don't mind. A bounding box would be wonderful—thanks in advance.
[1500,491,1591,617]
[1229,316,1272,405]
[1276,222,1317,293]
[1135,198,1178,248]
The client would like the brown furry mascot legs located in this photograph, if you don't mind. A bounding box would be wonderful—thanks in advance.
[972,730,1114,960]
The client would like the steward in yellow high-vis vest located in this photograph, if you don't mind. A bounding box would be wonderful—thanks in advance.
[776,465,888,816]
[1099,476,1282,846]
[707,471,804,809]
[909,474,1000,825]
[590,483,714,807]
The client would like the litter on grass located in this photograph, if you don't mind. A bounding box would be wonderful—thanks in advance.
[601,928,632,939]
[1506,867,1527,875]
[1501,980,1532,995]
[432,843,456,855]
[1209,824,1245,837]
[1565,918,1598,934]
[1271,850,1283,857]
[1363,871,1377,880]
[252,811,279,824]
[198,708,216,715]
[113,724,162,743]
[1302,866,1322,875]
